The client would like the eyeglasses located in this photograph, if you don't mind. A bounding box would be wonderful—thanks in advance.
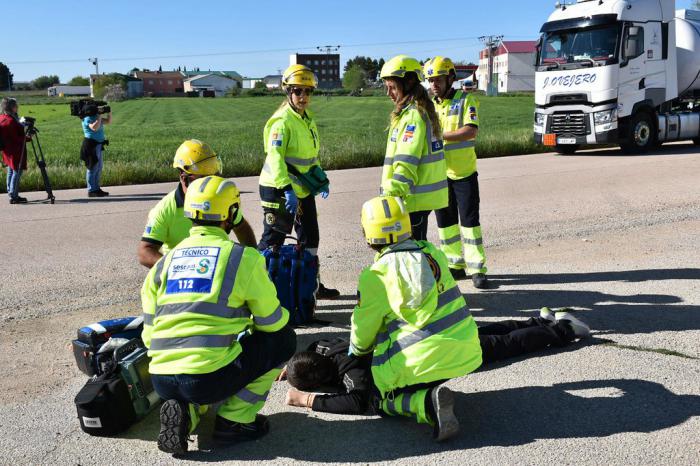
[291,87,313,97]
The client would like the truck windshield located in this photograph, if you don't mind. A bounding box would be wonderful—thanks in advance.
[539,24,620,69]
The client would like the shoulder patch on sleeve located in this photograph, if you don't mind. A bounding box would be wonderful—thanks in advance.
[402,124,416,143]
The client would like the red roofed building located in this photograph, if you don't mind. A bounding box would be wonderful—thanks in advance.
[133,71,184,96]
[477,40,537,93]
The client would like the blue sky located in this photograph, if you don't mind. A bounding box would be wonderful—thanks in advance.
[3,0,697,82]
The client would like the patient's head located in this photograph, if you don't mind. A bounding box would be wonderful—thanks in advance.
[286,351,337,391]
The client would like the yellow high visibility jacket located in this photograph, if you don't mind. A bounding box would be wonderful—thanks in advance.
[381,105,448,212]
[141,226,289,375]
[434,90,480,180]
[259,104,320,199]
[350,239,482,394]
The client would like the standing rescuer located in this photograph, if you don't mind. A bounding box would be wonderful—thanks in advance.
[138,139,257,268]
[141,175,296,456]
[379,55,448,241]
[424,56,488,289]
[258,64,338,299]
[347,195,482,442]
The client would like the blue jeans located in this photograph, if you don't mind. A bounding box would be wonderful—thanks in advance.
[86,143,103,193]
[6,168,22,199]
[151,325,296,406]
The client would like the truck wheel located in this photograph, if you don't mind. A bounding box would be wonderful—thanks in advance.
[621,111,655,154]
[556,144,578,155]
[693,138,700,145]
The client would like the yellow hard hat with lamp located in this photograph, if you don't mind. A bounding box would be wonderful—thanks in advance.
[282,64,318,88]
[184,176,241,222]
[423,56,456,78]
[173,139,222,176]
[380,55,425,81]
[361,196,412,245]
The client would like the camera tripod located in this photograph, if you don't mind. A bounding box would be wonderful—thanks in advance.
[18,123,55,204]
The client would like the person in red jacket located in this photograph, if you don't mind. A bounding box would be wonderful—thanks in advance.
[0,98,30,204]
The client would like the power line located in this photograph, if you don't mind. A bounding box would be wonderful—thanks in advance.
[5,36,496,66]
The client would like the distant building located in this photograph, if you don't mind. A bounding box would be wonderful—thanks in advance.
[476,41,537,93]
[241,78,263,89]
[289,53,341,89]
[133,71,184,96]
[181,70,242,88]
[183,74,238,97]
[263,75,283,89]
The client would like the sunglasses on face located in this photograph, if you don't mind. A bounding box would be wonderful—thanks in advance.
[291,87,313,97]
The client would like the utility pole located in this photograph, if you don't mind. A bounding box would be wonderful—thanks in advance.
[316,44,340,91]
[478,35,503,96]
[89,57,99,75]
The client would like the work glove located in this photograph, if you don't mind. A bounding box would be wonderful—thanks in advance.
[284,189,298,214]
[319,184,329,199]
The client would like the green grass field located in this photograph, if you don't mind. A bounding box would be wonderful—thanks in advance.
[2,95,540,192]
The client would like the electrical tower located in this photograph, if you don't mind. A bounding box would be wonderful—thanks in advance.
[89,57,99,75]
[478,35,503,96]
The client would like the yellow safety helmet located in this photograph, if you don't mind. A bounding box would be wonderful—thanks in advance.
[173,139,222,176]
[380,55,425,82]
[183,176,241,222]
[424,56,456,78]
[282,64,318,88]
[361,196,412,245]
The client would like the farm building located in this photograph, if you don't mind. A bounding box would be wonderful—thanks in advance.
[183,73,238,97]
[476,41,537,93]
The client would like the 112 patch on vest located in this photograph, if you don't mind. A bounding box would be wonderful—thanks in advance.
[402,125,415,143]
[166,247,221,294]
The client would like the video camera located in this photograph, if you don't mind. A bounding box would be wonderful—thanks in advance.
[19,116,36,128]
[70,99,111,119]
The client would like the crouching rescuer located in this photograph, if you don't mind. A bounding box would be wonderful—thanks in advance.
[141,175,296,455]
[334,196,481,441]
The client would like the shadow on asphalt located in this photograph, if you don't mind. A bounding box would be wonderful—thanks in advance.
[125,378,698,462]
[55,193,169,204]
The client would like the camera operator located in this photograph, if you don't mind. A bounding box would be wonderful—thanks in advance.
[80,103,111,197]
[0,97,31,204]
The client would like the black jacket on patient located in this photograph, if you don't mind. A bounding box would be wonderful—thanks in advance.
[287,338,373,415]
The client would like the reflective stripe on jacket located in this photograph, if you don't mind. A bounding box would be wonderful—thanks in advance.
[381,105,448,212]
[141,225,289,374]
[435,90,479,180]
[350,239,482,394]
[259,104,320,199]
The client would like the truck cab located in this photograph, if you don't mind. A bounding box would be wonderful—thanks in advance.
[534,0,699,154]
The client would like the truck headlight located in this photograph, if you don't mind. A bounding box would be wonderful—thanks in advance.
[594,108,617,124]
[534,112,545,126]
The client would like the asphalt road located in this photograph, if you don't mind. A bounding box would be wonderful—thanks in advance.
[1,143,699,465]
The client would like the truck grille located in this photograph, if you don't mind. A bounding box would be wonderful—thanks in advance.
[549,112,588,136]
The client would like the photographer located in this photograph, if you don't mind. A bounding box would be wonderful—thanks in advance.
[0,97,31,204]
[80,103,111,197]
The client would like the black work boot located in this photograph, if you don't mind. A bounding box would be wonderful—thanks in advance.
[213,414,270,444]
[471,273,488,289]
[430,385,459,442]
[317,282,340,300]
[157,399,190,456]
[449,268,467,280]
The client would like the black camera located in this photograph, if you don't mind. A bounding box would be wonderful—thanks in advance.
[70,99,110,119]
[20,116,36,127]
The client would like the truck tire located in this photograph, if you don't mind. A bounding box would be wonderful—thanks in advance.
[693,138,700,145]
[555,144,578,155]
[620,111,656,154]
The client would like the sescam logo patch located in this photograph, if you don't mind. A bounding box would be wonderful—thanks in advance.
[190,201,211,211]
[166,247,220,294]
[402,125,416,143]
[468,106,478,122]
[271,132,283,147]
[390,128,399,142]
[144,224,153,234]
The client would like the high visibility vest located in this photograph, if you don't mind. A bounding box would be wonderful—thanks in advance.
[350,239,482,394]
[141,184,243,256]
[435,90,480,180]
[141,226,289,375]
[381,105,448,213]
[259,104,320,199]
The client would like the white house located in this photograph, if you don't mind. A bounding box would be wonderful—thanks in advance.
[183,73,237,97]
[242,78,263,89]
[476,41,537,93]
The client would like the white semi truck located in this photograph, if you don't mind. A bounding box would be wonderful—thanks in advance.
[533,0,700,154]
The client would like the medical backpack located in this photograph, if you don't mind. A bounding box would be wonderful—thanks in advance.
[71,316,144,376]
[262,244,319,326]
